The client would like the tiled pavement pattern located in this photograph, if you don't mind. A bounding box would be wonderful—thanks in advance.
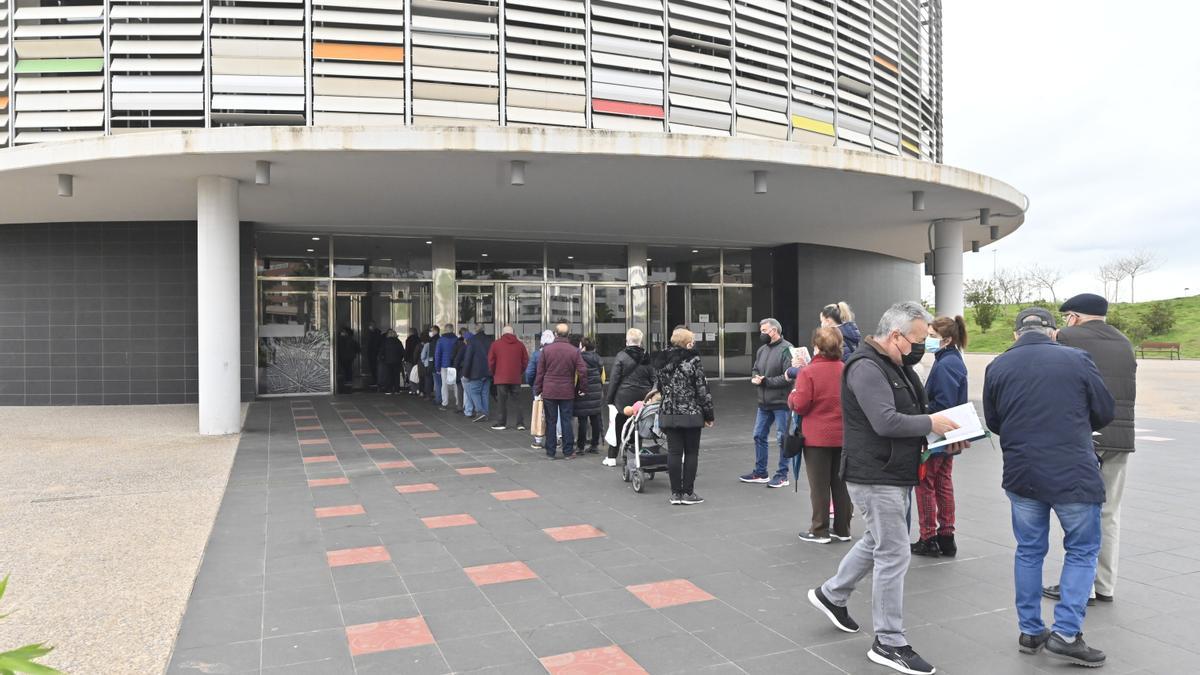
[167,389,1200,674]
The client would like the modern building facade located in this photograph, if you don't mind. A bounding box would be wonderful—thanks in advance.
[0,0,1025,434]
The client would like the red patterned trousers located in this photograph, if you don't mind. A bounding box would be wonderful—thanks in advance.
[916,454,955,541]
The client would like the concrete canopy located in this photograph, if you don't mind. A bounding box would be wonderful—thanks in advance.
[0,126,1026,262]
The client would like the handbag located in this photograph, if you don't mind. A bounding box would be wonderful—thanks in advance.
[783,415,805,459]
[530,396,546,437]
[409,365,419,382]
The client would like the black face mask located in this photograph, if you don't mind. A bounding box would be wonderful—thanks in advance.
[759,333,773,345]
[900,339,925,366]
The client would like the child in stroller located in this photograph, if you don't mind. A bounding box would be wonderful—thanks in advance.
[620,392,669,493]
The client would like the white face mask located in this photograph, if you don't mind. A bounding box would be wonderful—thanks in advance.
[429,331,436,338]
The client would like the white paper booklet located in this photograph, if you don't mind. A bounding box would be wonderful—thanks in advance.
[926,402,989,450]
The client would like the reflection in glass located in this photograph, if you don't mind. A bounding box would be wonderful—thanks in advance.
[547,243,628,282]
[458,283,497,336]
[506,284,544,356]
[259,280,331,394]
[722,249,752,284]
[593,286,627,367]
[647,246,721,283]
[332,236,433,279]
[722,286,754,377]
[548,285,583,335]
[689,287,721,376]
[456,239,543,280]
[256,233,329,277]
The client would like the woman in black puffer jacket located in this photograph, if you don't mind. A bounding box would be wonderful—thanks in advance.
[574,336,605,454]
[653,327,715,506]
[604,328,656,466]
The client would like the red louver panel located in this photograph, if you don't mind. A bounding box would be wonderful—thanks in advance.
[591,99,664,119]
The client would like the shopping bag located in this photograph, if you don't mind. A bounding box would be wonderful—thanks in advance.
[409,365,419,382]
[604,404,618,447]
[445,367,457,385]
[530,396,546,437]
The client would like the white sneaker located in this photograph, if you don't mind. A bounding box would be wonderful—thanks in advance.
[601,457,617,467]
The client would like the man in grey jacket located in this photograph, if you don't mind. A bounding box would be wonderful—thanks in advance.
[1043,293,1136,604]
[739,318,795,488]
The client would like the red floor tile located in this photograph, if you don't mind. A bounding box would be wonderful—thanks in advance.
[456,467,496,476]
[412,433,442,439]
[315,504,366,519]
[327,545,390,568]
[541,645,647,675]
[308,477,350,487]
[626,579,715,609]
[492,489,539,501]
[344,417,368,423]
[302,455,337,464]
[295,425,322,431]
[352,428,380,435]
[421,513,477,529]
[346,616,435,656]
[299,438,330,446]
[543,525,606,542]
[378,460,414,470]
[396,483,439,494]
[293,415,318,420]
[362,442,395,450]
[463,561,538,586]
[430,447,463,455]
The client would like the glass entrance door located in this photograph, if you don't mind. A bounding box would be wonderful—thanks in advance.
[458,283,497,335]
[689,286,721,376]
[504,284,544,355]
[259,280,332,395]
[591,285,627,370]
[335,281,432,390]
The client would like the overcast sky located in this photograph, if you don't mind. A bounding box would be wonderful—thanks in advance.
[925,1,1200,304]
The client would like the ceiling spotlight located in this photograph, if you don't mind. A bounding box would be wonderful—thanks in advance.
[57,174,73,197]
[567,255,574,260]
[753,170,767,195]
[425,240,432,245]
[691,249,699,254]
[990,225,1000,241]
[255,160,271,185]
[645,258,652,262]
[306,248,315,253]
[311,236,320,241]
[971,240,980,253]
[482,253,489,257]
[979,207,991,226]
[509,160,526,186]
[912,190,925,212]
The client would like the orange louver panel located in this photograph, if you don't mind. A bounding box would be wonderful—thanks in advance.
[0,96,8,109]
[313,42,404,63]
[873,53,899,74]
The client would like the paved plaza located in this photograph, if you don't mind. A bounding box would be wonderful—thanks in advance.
[161,385,1200,675]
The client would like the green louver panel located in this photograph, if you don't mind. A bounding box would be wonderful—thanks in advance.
[15,58,105,73]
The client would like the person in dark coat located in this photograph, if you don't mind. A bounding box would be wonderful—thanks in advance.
[404,328,421,395]
[821,301,861,362]
[488,325,530,430]
[451,327,471,415]
[1042,293,1137,605]
[364,321,382,388]
[742,318,794,487]
[335,326,359,391]
[380,329,405,394]
[461,323,494,422]
[654,327,715,506]
[983,307,1115,667]
[573,336,604,454]
[603,328,655,467]
[534,323,588,459]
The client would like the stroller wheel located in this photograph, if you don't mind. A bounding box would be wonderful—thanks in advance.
[621,454,631,483]
[631,468,644,493]
[646,471,655,480]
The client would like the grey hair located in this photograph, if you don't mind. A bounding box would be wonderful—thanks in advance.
[758,318,782,333]
[1016,325,1056,337]
[873,301,934,339]
[626,327,644,346]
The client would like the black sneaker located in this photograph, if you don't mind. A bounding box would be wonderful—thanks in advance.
[867,640,935,675]
[807,588,859,633]
[1095,592,1113,603]
[1019,629,1051,655]
[911,538,941,557]
[680,493,704,505]
[936,534,957,557]
[798,531,832,544]
[1043,585,1096,606]
[1045,632,1106,667]
[670,493,683,505]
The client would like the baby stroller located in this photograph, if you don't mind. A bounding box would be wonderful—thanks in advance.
[620,391,669,493]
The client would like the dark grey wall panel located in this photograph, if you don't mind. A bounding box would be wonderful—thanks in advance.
[792,244,921,343]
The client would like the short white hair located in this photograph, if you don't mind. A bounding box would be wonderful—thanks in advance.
[626,328,644,346]
[874,301,933,339]
[501,325,514,335]
[759,318,782,333]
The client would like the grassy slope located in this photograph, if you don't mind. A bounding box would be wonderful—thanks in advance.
[961,295,1200,358]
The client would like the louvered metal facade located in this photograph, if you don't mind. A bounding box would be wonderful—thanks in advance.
[1,0,942,160]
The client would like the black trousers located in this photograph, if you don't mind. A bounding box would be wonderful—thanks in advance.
[664,427,702,495]
[384,363,402,393]
[576,414,602,450]
[492,384,524,427]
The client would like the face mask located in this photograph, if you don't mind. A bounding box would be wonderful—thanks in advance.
[759,333,773,345]
[429,331,436,338]
[901,338,925,366]
[924,336,942,353]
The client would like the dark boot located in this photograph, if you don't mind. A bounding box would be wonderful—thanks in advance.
[936,533,957,557]
[911,538,941,557]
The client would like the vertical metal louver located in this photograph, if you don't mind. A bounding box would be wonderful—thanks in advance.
[311,0,405,126]
[504,0,585,128]
[410,0,499,126]
[667,0,730,135]
[209,0,306,126]
[11,0,106,144]
[732,0,788,140]
[922,0,941,161]
[787,0,835,146]
[897,0,920,158]
[832,0,872,150]
[868,0,899,154]
[0,0,10,145]
[108,0,205,132]
[590,0,665,133]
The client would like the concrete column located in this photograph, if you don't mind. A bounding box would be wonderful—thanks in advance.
[197,176,242,435]
[628,243,647,331]
[933,220,964,319]
[431,236,455,328]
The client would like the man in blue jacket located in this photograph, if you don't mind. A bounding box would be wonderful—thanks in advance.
[983,307,1115,668]
[433,323,460,411]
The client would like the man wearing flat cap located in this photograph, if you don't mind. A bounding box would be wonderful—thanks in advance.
[1042,293,1136,607]
[983,308,1115,667]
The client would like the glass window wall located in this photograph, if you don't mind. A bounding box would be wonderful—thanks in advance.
[647,245,721,283]
[258,279,331,394]
[547,243,628,282]
[256,233,330,277]
[332,236,432,279]
[456,239,544,280]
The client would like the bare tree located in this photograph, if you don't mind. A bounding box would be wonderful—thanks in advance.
[1096,263,1113,300]
[1114,251,1161,303]
[993,268,1032,305]
[1025,264,1065,303]
[1099,259,1128,302]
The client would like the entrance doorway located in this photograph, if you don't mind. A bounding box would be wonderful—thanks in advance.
[641,283,752,379]
[334,281,432,390]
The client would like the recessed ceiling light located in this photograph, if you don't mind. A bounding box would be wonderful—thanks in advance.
[567,256,574,260]
[691,249,699,254]
[306,248,314,252]
[482,253,489,257]
[311,236,320,241]
[646,258,652,262]
[425,240,432,245]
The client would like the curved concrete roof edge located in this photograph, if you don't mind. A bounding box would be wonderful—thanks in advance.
[0,126,1029,215]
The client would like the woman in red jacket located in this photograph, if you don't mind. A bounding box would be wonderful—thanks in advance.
[789,326,852,544]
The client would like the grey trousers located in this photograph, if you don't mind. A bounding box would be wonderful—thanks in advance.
[821,483,911,647]
[1096,451,1129,596]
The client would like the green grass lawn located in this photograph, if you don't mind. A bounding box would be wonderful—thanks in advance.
[961,295,1200,358]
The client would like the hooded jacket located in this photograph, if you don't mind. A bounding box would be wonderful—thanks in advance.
[573,351,604,417]
[488,333,530,385]
[605,345,655,409]
[1056,321,1136,453]
[838,322,862,362]
[653,347,714,428]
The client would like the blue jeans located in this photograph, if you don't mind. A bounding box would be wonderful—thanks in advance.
[1008,491,1101,637]
[544,399,575,457]
[432,371,442,404]
[462,378,475,416]
[753,408,791,478]
[466,377,490,416]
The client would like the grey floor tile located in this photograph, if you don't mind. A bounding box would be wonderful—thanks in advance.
[354,644,450,674]
[173,593,264,650]
[167,639,260,674]
[263,603,344,639]
[261,628,351,669]
[422,605,511,641]
[437,630,533,672]
[495,596,584,632]
[621,632,729,674]
[339,594,419,626]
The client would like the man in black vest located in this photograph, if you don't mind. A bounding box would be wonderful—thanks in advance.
[807,301,964,675]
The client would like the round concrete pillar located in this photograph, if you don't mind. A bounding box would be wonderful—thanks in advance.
[197,176,242,435]
[934,220,965,319]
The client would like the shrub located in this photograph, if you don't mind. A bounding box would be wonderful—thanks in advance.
[965,281,1002,334]
[1142,301,1177,335]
